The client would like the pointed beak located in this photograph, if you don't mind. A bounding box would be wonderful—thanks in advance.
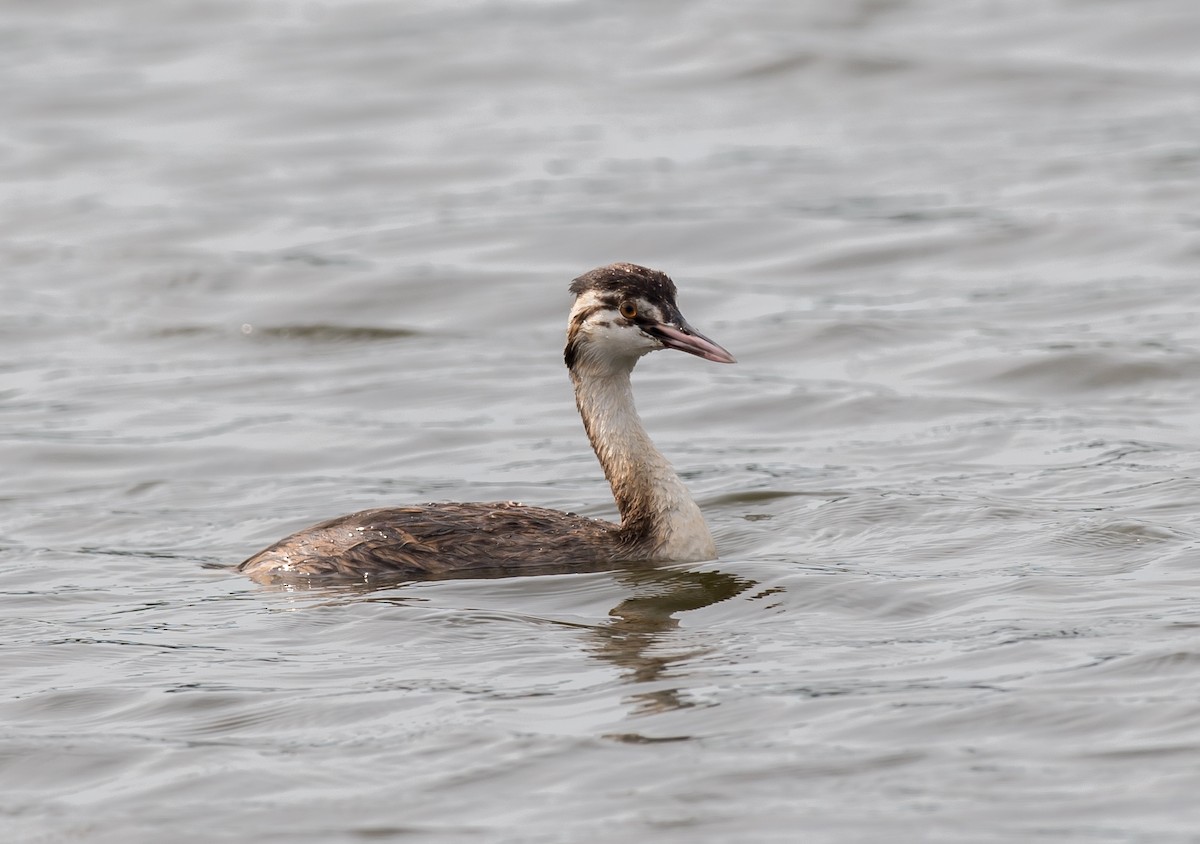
[646,319,737,364]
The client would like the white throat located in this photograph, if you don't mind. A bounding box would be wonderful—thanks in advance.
[570,359,716,561]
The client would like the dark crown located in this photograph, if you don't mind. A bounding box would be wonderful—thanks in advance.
[569,263,678,305]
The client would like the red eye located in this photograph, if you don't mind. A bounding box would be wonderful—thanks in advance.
[619,302,638,319]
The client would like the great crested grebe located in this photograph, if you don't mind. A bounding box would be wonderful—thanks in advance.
[238,262,736,581]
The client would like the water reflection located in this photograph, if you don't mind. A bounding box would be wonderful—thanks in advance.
[251,562,759,717]
[589,567,756,715]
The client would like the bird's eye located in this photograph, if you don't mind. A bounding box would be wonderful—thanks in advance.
[619,301,638,319]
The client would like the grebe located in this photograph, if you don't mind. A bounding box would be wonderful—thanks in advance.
[238,262,736,581]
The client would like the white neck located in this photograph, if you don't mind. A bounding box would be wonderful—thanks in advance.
[570,360,716,561]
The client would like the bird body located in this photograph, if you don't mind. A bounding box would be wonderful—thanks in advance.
[238,263,735,582]
[238,502,620,579]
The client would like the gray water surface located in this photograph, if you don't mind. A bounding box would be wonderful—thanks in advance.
[4,1,1200,841]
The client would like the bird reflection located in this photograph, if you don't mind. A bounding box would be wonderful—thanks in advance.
[587,565,756,715]
[249,560,759,716]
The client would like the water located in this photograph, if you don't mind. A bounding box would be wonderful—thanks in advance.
[4,1,1200,840]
